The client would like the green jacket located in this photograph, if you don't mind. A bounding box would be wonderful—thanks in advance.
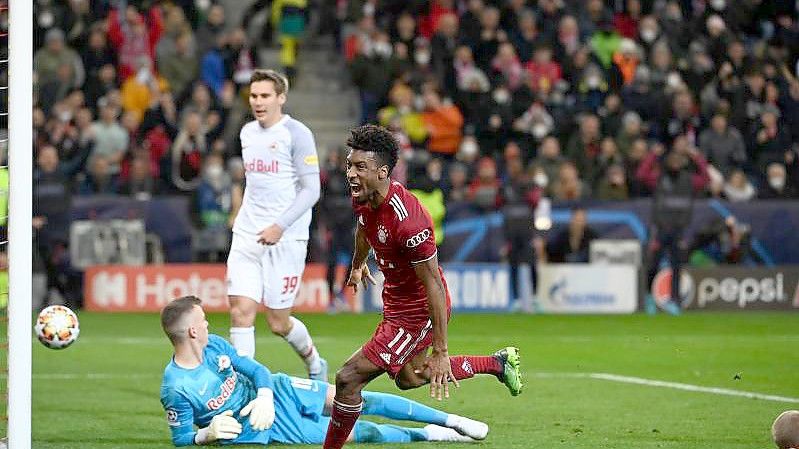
[409,188,446,245]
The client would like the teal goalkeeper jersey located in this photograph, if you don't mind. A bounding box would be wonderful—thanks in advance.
[160,334,275,446]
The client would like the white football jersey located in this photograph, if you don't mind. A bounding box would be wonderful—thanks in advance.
[233,114,320,240]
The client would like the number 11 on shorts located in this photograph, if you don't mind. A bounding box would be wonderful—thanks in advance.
[282,276,299,294]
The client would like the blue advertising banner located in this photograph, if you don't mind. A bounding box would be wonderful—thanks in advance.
[440,199,799,265]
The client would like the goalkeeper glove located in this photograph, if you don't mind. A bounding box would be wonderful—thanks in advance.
[194,410,242,445]
[240,387,275,431]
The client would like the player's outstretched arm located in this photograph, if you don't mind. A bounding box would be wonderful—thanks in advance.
[413,254,458,401]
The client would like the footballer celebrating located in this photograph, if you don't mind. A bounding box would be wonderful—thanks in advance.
[323,125,523,449]
[227,69,327,380]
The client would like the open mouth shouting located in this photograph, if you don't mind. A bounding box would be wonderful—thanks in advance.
[349,181,363,199]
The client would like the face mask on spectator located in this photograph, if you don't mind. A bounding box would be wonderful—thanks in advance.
[533,172,548,188]
[769,176,786,190]
[492,89,510,104]
[374,42,392,58]
[205,164,226,190]
[711,0,726,10]
[532,123,549,138]
[586,75,601,89]
[415,51,430,65]
[459,139,479,158]
[640,29,657,43]
[136,67,152,85]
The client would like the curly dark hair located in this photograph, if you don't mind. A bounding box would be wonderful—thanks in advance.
[347,124,400,174]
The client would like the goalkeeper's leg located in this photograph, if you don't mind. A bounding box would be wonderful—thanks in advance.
[353,421,474,443]
[361,390,488,440]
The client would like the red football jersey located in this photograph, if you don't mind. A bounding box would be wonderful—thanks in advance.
[353,180,447,325]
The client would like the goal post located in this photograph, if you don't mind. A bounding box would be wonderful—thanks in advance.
[7,0,33,446]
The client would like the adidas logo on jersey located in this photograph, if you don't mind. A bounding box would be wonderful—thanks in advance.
[380,352,392,364]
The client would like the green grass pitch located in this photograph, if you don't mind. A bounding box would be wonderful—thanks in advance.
[11,311,799,448]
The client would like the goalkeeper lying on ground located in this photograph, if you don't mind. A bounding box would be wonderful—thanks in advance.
[160,296,488,446]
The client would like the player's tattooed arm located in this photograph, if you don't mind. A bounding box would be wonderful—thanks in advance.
[347,223,376,292]
[414,255,459,400]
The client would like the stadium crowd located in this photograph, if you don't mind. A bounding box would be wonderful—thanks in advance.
[342,0,799,206]
[23,0,799,305]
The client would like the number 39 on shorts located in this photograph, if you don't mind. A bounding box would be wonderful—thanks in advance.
[281,276,299,294]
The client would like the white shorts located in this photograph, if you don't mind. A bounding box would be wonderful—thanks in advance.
[226,233,308,309]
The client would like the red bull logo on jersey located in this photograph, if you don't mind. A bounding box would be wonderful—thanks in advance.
[206,373,237,410]
[244,159,279,174]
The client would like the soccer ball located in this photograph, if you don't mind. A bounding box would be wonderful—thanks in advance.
[35,305,80,349]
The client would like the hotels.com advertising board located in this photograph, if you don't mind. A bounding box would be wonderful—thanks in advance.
[84,264,359,313]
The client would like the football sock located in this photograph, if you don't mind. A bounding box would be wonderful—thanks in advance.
[230,326,255,358]
[354,421,427,443]
[323,399,362,449]
[284,317,322,374]
[449,355,503,380]
[361,391,447,425]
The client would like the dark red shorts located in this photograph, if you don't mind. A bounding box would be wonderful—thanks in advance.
[362,318,435,378]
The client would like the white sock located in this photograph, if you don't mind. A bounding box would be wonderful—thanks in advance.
[284,317,321,373]
[230,326,255,358]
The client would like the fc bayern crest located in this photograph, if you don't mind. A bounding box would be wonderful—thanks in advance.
[377,224,388,243]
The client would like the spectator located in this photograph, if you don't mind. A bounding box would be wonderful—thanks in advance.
[195,4,226,57]
[698,113,746,177]
[158,32,199,99]
[120,56,169,122]
[723,169,756,202]
[90,101,128,174]
[589,136,624,188]
[492,42,524,90]
[551,161,590,201]
[511,9,543,64]
[81,27,116,95]
[195,153,232,229]
[531,136,564,188]
[120,154,164,200]
[539,207,598,263]
[759,163,797,199]
[616,111,643,158]
[378,83,427,147]
[565,113,602,178]
[524,44,561,93]
[444,161,470,203]
[421,89,464,157]
[35,28,85,88]
[35,28,86,111]
[751,110,793,172]
[225,28,259,91]
[77,154,120,195]
[170,110,208,192]
[467,157,501,211]
[595,164,629,200]
[107,4,164,81]
[351,31,395,125]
